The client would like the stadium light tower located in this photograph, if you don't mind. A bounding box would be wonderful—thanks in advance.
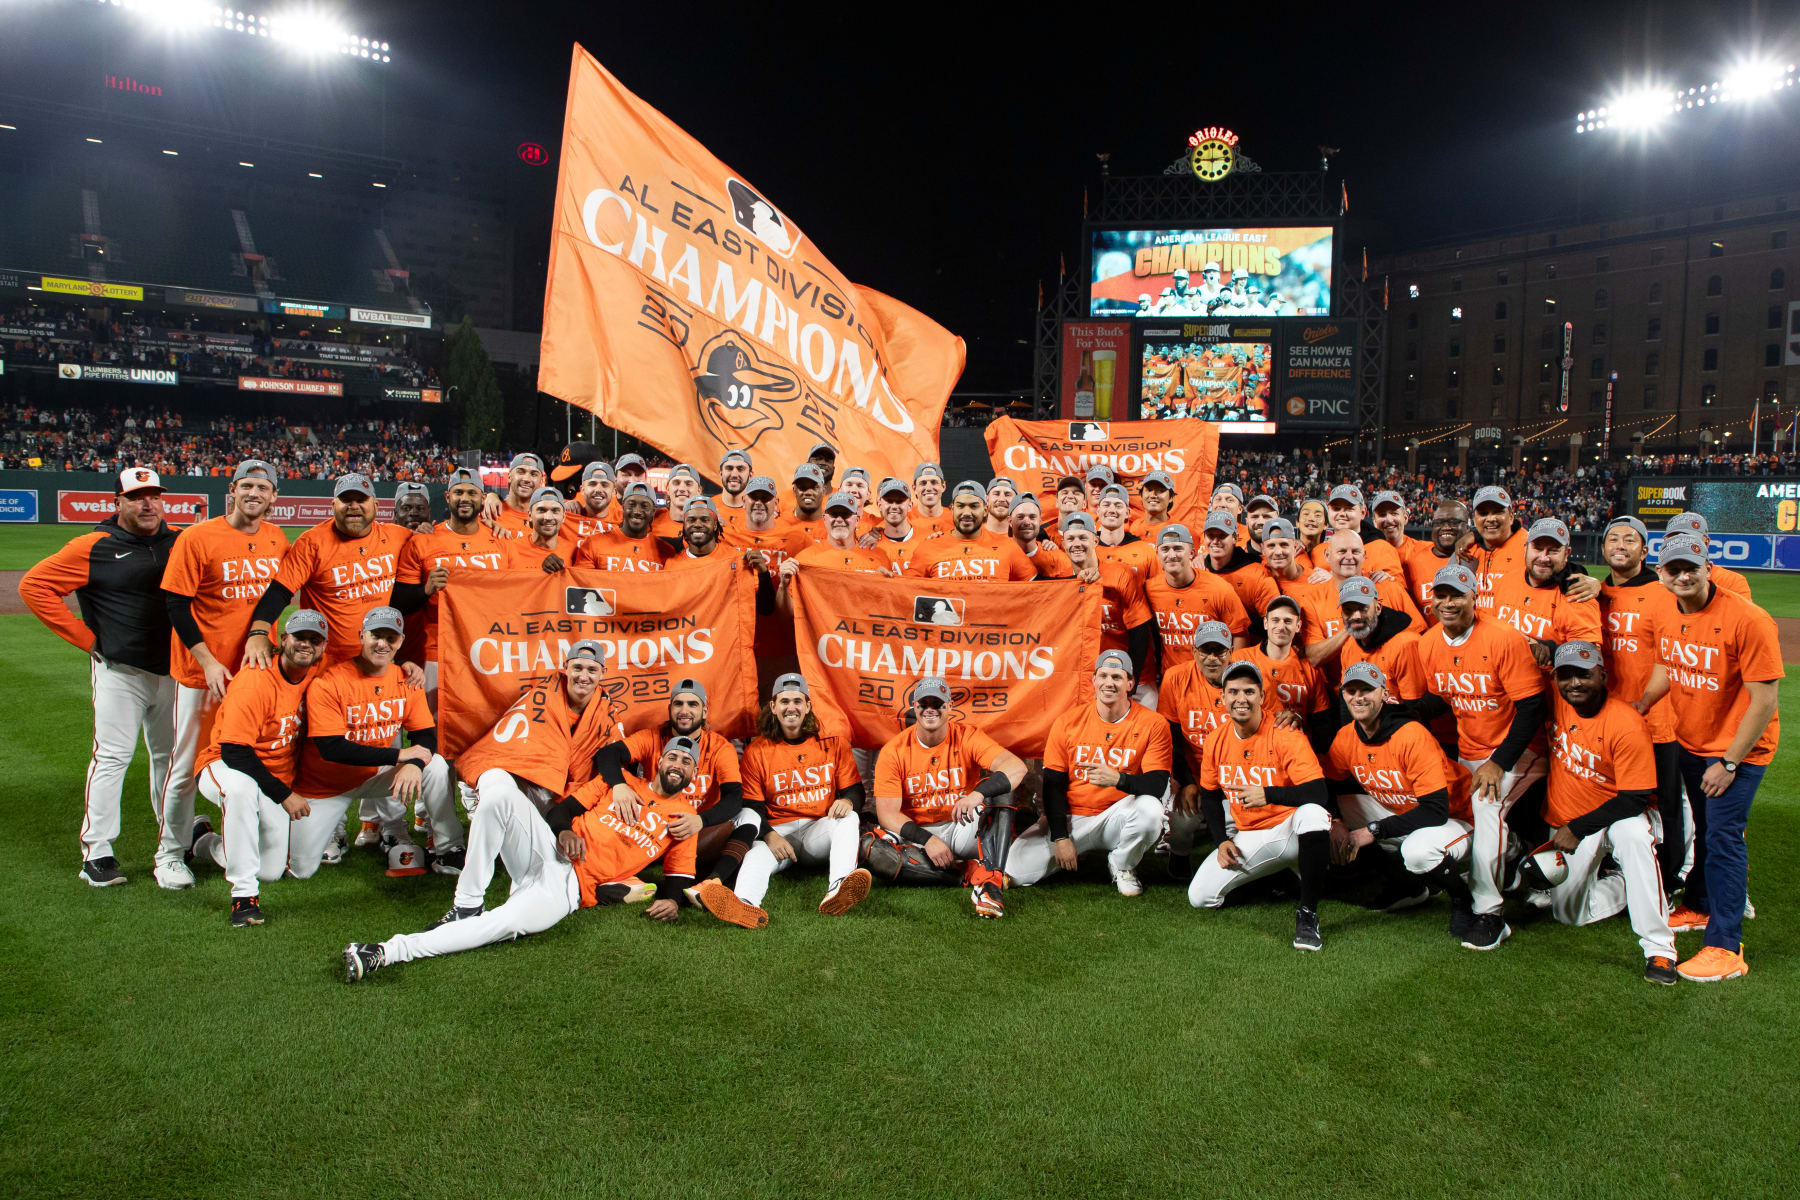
[1575,57,1797,132]
[94,1,393,61]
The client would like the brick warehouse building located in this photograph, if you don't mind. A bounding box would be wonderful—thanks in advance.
[1374,187,1800,462]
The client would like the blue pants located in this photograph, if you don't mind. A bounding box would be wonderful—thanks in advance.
[1676,749,1764,951]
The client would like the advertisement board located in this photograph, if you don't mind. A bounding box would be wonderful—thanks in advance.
[382,386,444,403]
[1058,321,1129,419]
[350,307,432,329]
[57,364,178,386]
[1089,226,1334,318]
[40,275,145,301]
[268,300,345,319]
[1278,320,1358,429]
[1629,477,1800,531]
[59,490,208,523]
[238,376,345,397]
[0,488,38,522]
[1137,321,1275,432]
[266,496,397,526]
[168,289,261,313]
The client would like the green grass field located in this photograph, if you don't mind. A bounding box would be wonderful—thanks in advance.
[4,524,1798,1198]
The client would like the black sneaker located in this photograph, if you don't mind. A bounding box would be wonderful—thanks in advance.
[1448,898,1475,940]
[429,848,466,876]
[79,857,127,887]
[230,896,264,927]
[1293,904,1323,951]
[1371,882,1432,913]
[1644,955,1678,986]
[1461,912,1512,951]
[423,903,483,931]
[187,815,214,865]
[343,942,386,982]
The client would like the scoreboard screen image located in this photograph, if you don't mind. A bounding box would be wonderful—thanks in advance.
[1137,323,1275,433]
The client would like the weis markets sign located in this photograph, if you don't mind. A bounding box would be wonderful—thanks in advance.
[59,490,208,523]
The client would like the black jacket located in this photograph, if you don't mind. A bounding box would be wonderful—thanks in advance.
[73,517,179,673]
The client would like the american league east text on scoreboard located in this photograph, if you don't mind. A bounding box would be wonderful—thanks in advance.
[1631,476,1800,571]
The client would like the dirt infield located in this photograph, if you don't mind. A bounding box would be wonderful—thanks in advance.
[1779,617,1800,665]
[0,570,31,615]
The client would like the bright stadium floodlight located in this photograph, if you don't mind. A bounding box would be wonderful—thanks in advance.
[118,0,216,30]
[90,2,393,61]
[1575,57,1798,130]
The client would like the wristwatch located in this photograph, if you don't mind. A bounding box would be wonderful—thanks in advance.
[1721,759,1739,774]
[1366,821,1383,839]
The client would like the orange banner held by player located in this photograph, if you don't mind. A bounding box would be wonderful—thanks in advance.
[436,559,758,757]
[538,45,965,487]
[983,416,1221,528]
[790,573,1102,756]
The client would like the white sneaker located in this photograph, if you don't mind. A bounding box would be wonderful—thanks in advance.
[153,860,196,890]
[1111,866,1144,897]
[321,828,349,865]
[352,820,382,848]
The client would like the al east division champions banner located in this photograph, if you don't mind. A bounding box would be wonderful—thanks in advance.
[436,559,758,756]
[791,573,1102,756]
[984,416,1220,528]
[538,46,965,487]
[1089,226,1334,317]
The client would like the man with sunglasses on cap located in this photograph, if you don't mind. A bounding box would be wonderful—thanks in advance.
[187,609,329,925]
[391,467,511,708]
[911,463,952,537]
[1191,659,1335,951]
[573,482,669,572]
[715,450,754,530]
[22,465,182,888]
[1662,512,1752,600]
[865,676,1028,918]
[1538,641,1678,984]
[155,458,290,889]
[1007,649,1173,897]
[343,735,705,982]
[1488,517,1602,668]
[289,605,460,879]
[907,482,1038,581]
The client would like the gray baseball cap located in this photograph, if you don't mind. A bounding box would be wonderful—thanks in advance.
[792,464,826,487]
[394,481,429,502]
[332,472,374,498]
[666,464,701,485]
[283,608,328,639]
[361,606,404,634]
[1552,640,1604,672]
[771,671,810,698]
[1222,660,1262,687]
[1657,533,1709,568]
[663,734,701,762]
[806,441,837,460]
[508,452,545,472]
[446,467,483,488]
[1605,515,1649,544]
[528,486,565,509]
[913,462,944,482]
[912,676,952,706]
[233,458,276,482]
[1261,517,1297,541]
[1527,517,1570,546]
[877,476,910,499]
[1432,563,1479,594]
[1141,470,1176,492]
[1158,523,1195,546]
[1095,649,1133,675]
[1371,490,1405,511]
[824,491,859,515]
[683,497,719,518]
[1008,493,1042,515]
[1212,482,1245,501]
[719,449,753,470]
[744,475,778,498]
[1665,512,1709,538]
[1086,465,1116,484]
[842,467,871,485]
[950,480,986,503]
[1246,493,1280,513]
[1472,484,1512,510]
[1338,575,1378,607]
[1193,620,1233,650]
[1341,661,1388,690]
[619,481,655,502]
[671,677,708,703]
[566,639,608,665]
[1328,483,1365,506]
[581,460,615,483]
[614,453,647,473]
[1099,483,1131,505]
[986,475,1018,495]
[1060,512,1097,535]
[1202,511,1237,536]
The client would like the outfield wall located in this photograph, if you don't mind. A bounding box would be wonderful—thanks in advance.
[0,470,443,526]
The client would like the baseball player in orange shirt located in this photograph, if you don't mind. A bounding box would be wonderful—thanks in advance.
[1126,470,1180,541]
[779,491,894,599]
[1337,575,1430,702]
[1190,661,1333,951]
[1488,518,1602,665]
[608,679,746,874]
[1233,595,1333,747]
[1370,490,1442,604]
[906,482,1037,581]
[155,457,289,889]
[1008,493,1073,579]
[503,487,574,572]
[658,498,732,569]
[1320,530,1425,635]
[650,464,702,539]
[1159,620,1237,879]
[979,476,1019,541]
[1261,518,1346,668]
[869,477,924,574]
[1062,514,1155,688]
[344,736,707,982]
[481,451,546,536]
[1413,562,1550,951]
[1091,484,1159,581]
[910,463,952,536]
[1662,512,1752,600]
[1007,650,1173,896]
[572,482,669,571]
[1142,523,1251,685]
[1327,662,1476,920]
[188,609,328,926]
[1643,533,1782,982]
[689,674,871,927]
[390,467,511,705]
[713,449,753,529]
[779,462,830,543]
[1535,641,1678,984]
[1465,485,1603,617]
[287,606,459,878]
[1308,484,1406,580]
[864,676,1027,917]
[1200,509,1278,610]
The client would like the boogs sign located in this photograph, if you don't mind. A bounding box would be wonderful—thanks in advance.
[982,416,1220,528]
[538,45,965,488]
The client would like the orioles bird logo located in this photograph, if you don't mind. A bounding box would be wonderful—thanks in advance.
[690,331,799,453]
[597,678,632,730]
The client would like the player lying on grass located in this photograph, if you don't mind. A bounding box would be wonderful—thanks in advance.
[343,737,705,982]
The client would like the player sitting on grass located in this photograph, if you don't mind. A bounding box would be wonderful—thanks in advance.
[343,738,705,982]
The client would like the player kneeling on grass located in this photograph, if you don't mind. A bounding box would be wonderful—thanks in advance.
[287,607,461,878]
[344,738,704,981]
[1191,661,1334,952]
[189,609,328,927]
[1006,650,1172,897]
[1324,663,1478,929]
[863,676,1028,918]
[688,673,871,928]
[1536,641,1679,986]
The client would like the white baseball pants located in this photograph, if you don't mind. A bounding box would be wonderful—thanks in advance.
[1337,793,1473,877]
[921,817,980,860]
[1546,809,1675,960]
[1189,802,1333,908]
[1005,794,1164,886]
[1461,748,1546,916]
[155,682,219,871]
[735,814,860,906]
[196,761,292,899]
[80,657,176,861]
[381,777,580,965]
[287,755,456,877]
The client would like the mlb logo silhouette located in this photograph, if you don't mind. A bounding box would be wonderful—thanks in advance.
[1068,421,1108,442]
[726,179,797,257]
[565,587,617,617]
[912,596,965,626]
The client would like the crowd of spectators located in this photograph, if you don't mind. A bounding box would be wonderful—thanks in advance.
[1626,450,1800,476]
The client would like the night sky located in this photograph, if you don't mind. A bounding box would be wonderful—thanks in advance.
[369,1,1799,390]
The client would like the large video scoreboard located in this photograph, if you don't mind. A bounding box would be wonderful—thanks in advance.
[1630,476,1800,571]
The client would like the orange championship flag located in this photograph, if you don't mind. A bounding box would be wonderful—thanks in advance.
[790,572,1102,757]
[436,559,758,757]
[983,416,1221,528]
[538,46,965,484]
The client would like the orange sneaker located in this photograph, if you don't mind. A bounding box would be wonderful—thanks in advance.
[1677,945,1749,982]
[1667,905,1709,932]
[819,867,872,915]
[689,880,768,929]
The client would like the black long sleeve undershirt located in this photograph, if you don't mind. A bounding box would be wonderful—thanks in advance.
[1042,768,1072,840]
[755,570,777,615]
[1369,787,1451,841]
[249,582,294,629]
[164,592,205,650]
[1200,778,1330,843]
[1200,786,1228,845]
[700,783,744,827]
[219,743,292,803]
[837,782,866,812]
[311,726,435,767]
[390,581,428,615]
[1491,690,1547,772]
[1126,622,1154,684]
[1115,769,1170,799]
[1567,788,1655,840]
[1169,722,1195,788]
[593,740,630,786]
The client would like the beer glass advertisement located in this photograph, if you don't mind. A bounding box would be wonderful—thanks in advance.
[1060,321,1130,420]
[1138,322,1276,433]
[1088,226,1334,318]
